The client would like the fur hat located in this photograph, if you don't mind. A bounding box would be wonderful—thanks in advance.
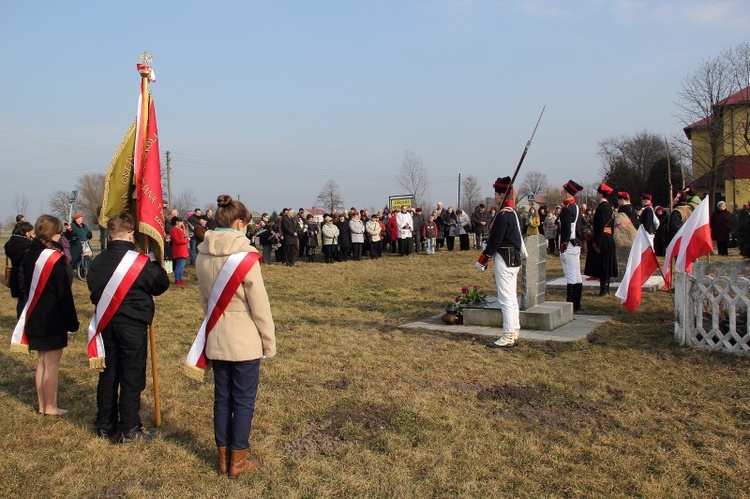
[72,213,83,220]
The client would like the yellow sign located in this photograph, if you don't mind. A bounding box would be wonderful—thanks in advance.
[389,195,414,211]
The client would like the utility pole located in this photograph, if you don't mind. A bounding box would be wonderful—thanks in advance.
[457,173,461,210]
[166,150,172,209]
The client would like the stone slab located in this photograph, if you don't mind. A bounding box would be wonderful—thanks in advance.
[546,275,664,292]
[401,314,610,342]
[461,296,574,331]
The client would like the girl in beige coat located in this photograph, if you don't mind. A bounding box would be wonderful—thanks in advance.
[196,195,276,479]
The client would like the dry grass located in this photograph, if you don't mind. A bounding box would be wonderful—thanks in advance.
[1,247,748,498]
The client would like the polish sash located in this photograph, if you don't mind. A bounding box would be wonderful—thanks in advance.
[87,250,149,369]
[10,249,63,353]
[185,251,260,381]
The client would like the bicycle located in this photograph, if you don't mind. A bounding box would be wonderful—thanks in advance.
[74,240,94,281]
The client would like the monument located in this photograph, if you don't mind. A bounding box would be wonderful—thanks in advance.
[462,235,574,330]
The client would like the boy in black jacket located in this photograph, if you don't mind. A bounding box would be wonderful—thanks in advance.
[87,213,170,443]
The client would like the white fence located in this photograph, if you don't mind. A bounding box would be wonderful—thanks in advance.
[674,261,750,355]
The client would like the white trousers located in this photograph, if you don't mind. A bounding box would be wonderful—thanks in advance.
[493,254,521,333]
[560,245,582,284]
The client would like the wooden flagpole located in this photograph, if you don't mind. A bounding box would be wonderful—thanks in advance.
[137,53,162,427]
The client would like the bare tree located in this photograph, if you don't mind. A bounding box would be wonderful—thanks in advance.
[460,175,483,211]
[48,190,72,220]
[316,179,344,214]
[173,188,199,217]
[396,149,430,207]
[12,193,29,219]
[75,173,106,227]
[519,171,549,198]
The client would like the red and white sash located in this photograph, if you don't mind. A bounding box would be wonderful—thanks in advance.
[87,250,149,369]
[185,251,260,381]
[10,249,63,353]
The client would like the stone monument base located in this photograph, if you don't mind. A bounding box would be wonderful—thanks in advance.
[462,296,574,331]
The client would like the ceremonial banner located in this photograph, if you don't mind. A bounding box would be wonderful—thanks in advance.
[135,96,166,262]
[99,121,136,227]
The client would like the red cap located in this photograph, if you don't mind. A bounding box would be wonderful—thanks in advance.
[597,183,613,196]
[563,180,582,196]
[641,193,652,201]
[617,191,630,200]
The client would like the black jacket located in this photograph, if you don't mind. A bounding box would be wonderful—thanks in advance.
[5,234,33,298]
[21,240,79,337]
[483,208,523,267]
[87,240,170,327]
[558,201,582,245]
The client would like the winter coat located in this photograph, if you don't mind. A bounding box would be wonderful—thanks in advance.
[710,209,732,242]
[525,213,540,235]
[196,230,276,361]
[170,225,190,260]
[349,219,365,244]
[20,240,79,350]
[322,223,339,246]
[365,220,382,242]
[4,234,33,299]
[543,213,558,240]
[87,240,170,327]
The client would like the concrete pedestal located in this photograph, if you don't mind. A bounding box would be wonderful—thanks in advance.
[462,296,574,331]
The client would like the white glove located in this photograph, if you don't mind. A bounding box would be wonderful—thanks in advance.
[481,242,487,251]
[475,262,486,272]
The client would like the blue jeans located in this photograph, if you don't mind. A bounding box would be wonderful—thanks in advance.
[174,258,186,281]
[212,359,260,450]
[426,238,435,254]
[189,238,198,264]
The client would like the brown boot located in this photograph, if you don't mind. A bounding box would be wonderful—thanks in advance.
[229,448,260,479]
[217,446,230,475]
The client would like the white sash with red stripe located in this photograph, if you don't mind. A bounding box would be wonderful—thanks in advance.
[10,249,63,353]
[185,251,260,381]
[87,250,149,369]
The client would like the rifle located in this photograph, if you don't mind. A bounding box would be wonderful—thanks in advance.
[500,105,546,207]
[477,106,545,271]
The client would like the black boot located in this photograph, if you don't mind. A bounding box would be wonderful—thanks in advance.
[605,280,611,295]
[573,283,582,312]
[598,279,608,297]
[566,284,574,304]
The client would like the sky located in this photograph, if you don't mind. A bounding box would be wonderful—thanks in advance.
[1,0,748,220]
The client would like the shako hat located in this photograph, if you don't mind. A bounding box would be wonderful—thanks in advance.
[493,176,512,194]
[563,180,582,196]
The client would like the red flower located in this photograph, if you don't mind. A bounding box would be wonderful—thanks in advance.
[455,295,461,302]
[461,286,469,293]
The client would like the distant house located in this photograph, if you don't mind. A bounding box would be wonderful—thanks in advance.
[683,86,750,211]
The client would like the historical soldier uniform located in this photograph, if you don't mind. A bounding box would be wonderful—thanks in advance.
[558,180,584,311]
[584,183,617,296]
[639,193,659,247]
[478,176,525,349]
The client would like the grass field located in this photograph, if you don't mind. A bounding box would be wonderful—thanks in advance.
[1,247,748,498]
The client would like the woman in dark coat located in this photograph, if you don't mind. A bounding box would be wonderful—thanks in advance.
[710,201,733,256]
[584,184,618,296]
[305,214,319,262]
[335,213,351,261]
[4,221,34,318]
[20,215,79,415]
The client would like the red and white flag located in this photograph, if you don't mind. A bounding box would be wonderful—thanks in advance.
[615,226,660,312]
[662,196,712,288]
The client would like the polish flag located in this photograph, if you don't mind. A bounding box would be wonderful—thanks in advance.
[615,226,660,312]
[674,196,712,275]
[661,196,712,288]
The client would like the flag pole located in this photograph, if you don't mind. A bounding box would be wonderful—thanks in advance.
[137,55,162,427]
